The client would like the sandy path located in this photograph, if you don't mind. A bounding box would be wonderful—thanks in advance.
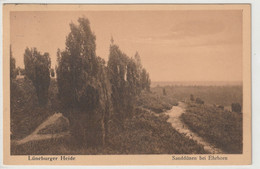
[14,113,69,145]
[166,102,223,154]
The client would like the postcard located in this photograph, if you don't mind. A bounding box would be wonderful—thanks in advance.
[2,4,251,165]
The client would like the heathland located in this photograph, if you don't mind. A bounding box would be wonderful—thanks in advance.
[10,17,243,155]
[11,77,242,154]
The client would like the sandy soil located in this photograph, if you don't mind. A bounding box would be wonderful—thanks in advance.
[166,102,223,154]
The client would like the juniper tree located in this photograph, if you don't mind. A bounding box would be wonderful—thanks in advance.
[17,67,25,76]
[134,52,144,93]
[56,17,111,147]
[108,42,151,122]
[50,68,55,78]
[108,43,129,121]
[24,47,51,106]
[141,68,151,91]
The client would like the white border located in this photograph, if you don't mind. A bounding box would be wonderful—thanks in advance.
[1,0,259,169]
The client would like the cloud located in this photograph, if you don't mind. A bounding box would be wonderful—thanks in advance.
[136,19,241,47]
[171,20,225,39]
[140,20,224,39]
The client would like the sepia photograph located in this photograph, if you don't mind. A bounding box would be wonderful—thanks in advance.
[2,4,251,165]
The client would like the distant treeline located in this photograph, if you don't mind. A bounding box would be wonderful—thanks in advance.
[151,81,243,87]
[10,17,151,147]
[152,85,242,107]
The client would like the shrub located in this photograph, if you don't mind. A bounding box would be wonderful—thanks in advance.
[231,103,242,113]
[218,105,224,110]
[190,94,194,101]
[163,88,167,95]
[195,98,204,104]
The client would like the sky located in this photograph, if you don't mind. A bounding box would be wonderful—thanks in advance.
[10,10,242,82]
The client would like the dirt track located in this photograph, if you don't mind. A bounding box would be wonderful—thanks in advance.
[13,113,69,145]
[166,102,223,154]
